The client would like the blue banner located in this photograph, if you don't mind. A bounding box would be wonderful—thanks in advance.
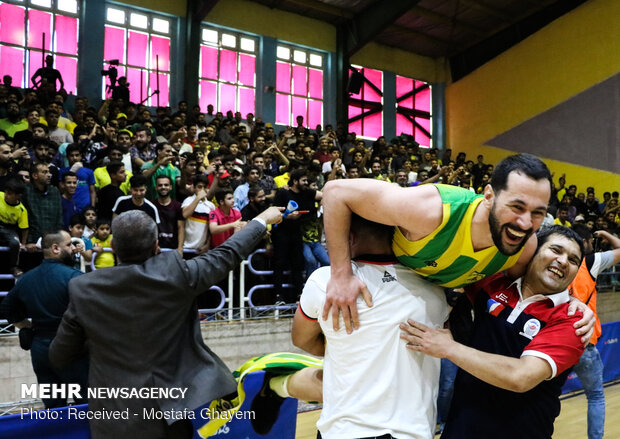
[563,320,620,393]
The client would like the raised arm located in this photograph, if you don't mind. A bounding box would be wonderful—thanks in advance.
[321,179,442,332]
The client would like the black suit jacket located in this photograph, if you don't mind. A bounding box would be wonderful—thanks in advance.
[49,220,266,438]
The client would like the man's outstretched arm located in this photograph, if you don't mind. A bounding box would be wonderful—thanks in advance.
[321,180,442,333]
[400,320,552,393]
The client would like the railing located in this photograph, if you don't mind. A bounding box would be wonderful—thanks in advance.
[0,246,300,336]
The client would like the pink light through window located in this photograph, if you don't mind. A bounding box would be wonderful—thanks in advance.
[0,3,25,46]
[239,87,255,116]
[275,93,290,125]
[149,72,168,106]
[308,68,322,100]
[150,36,170,71]
[55,15,78,55]
[308,99,322,128]
[104,26,126,64]
[292,65,307,97]
[200,46,218,80]
[127,31,148,68]
[55,55,77,94]
[219,49,237,84]
[127,67,147,103]
[219,82,236,113]
[199,80,217,114]
[238,53,255,87]
[275,62,290,93]
[27,9,52,51]
[0,46,25,87]
[292,96,306,122]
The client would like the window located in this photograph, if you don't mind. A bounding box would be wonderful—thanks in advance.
[0,0,79,93]
[396,75,432,147]
[199,26,256,116]
[275,44,323,128]
[348,66,383,139]
[102,6,171,106]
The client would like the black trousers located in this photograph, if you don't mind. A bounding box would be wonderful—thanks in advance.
[271,232,304,303]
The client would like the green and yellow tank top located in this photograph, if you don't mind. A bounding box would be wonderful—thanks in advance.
[392,184,523,288]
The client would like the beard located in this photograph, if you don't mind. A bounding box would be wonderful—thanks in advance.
[60,248,76,266]
[488,202,534,256]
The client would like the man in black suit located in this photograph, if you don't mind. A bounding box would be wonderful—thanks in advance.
[49,207,283,438]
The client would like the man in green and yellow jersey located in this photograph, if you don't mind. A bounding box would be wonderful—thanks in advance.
[322,153,592,336]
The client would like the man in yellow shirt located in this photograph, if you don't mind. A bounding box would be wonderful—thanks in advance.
[0,177,28,276]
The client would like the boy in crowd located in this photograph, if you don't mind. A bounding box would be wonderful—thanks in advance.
[0,177,28,277]
[91,218,114,269]
[209,188,244,248]
[181,175,214,254]
[68,213,93,272]
[60,144,96,212]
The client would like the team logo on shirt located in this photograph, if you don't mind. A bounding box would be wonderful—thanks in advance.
[519,318,541,340]
[425,260,438,267]
[486,299,505,317]
[382,271,397,283]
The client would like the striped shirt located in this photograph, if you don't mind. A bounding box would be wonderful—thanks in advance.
[392,184,523,288]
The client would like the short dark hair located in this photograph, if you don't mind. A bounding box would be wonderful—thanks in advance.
[155,174,172,185]
[129,174,148,188]
[535,225,584,262]
[571,224,593,243]
[42,229,68,252]
[61,171,77,183]
[193,174,210,187]
[96,217,111,228]
[155,142,169,153]
[244,166,260,177]
[106,161,124,176]
[69,213,85,228]
[490,154,551,194]
[214,188,233,203]
[32,122,49,133]
[4,176,25,194]
[66,143,81,156]
[289,168,307,184]
[350,213,394,248]
[248,185,263,199]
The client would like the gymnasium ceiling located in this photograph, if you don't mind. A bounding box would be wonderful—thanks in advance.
[239,0,588,80]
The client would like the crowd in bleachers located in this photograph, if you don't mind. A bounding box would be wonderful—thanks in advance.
[0,77,618,287]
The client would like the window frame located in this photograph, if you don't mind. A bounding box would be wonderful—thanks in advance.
[275,42,325,128]
[0,0,80,92]
[395,74,433,148]
[102,4,173,106]
[198,24,258,116]
[347,65,384,140]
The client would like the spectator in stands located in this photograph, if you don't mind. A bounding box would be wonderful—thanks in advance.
[60,171,79,230]
[141,142,180,201]
[129,126,155,171]
[68,213,93,272]
[0,176,28,277]
[82,206,97,239]
[0,142,17,191]
[13,108,41,148]
[91,218,114,269]
[0,229,88,409]
[59,144,96,212]
[153,175,184,253]
[112,175,159,223]
[181,174,214,254]
[94,145,132,193]
[241,186,267,222]
[45,108,73,146]
[0,102,27,138]
[272,168,323,303]
[554,205,572,227]
[209,188,244,248]
[569,226,620,439]
[97,161,127,220]
[233,166,260,210]
[394,169,410,187]
[23,162,63,250]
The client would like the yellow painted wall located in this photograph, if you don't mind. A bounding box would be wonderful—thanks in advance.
[446,0,620,193]
[119,0,186,17]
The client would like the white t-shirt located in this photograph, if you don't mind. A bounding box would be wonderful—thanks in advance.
[181,195,215,249]
[299,259,449,439]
